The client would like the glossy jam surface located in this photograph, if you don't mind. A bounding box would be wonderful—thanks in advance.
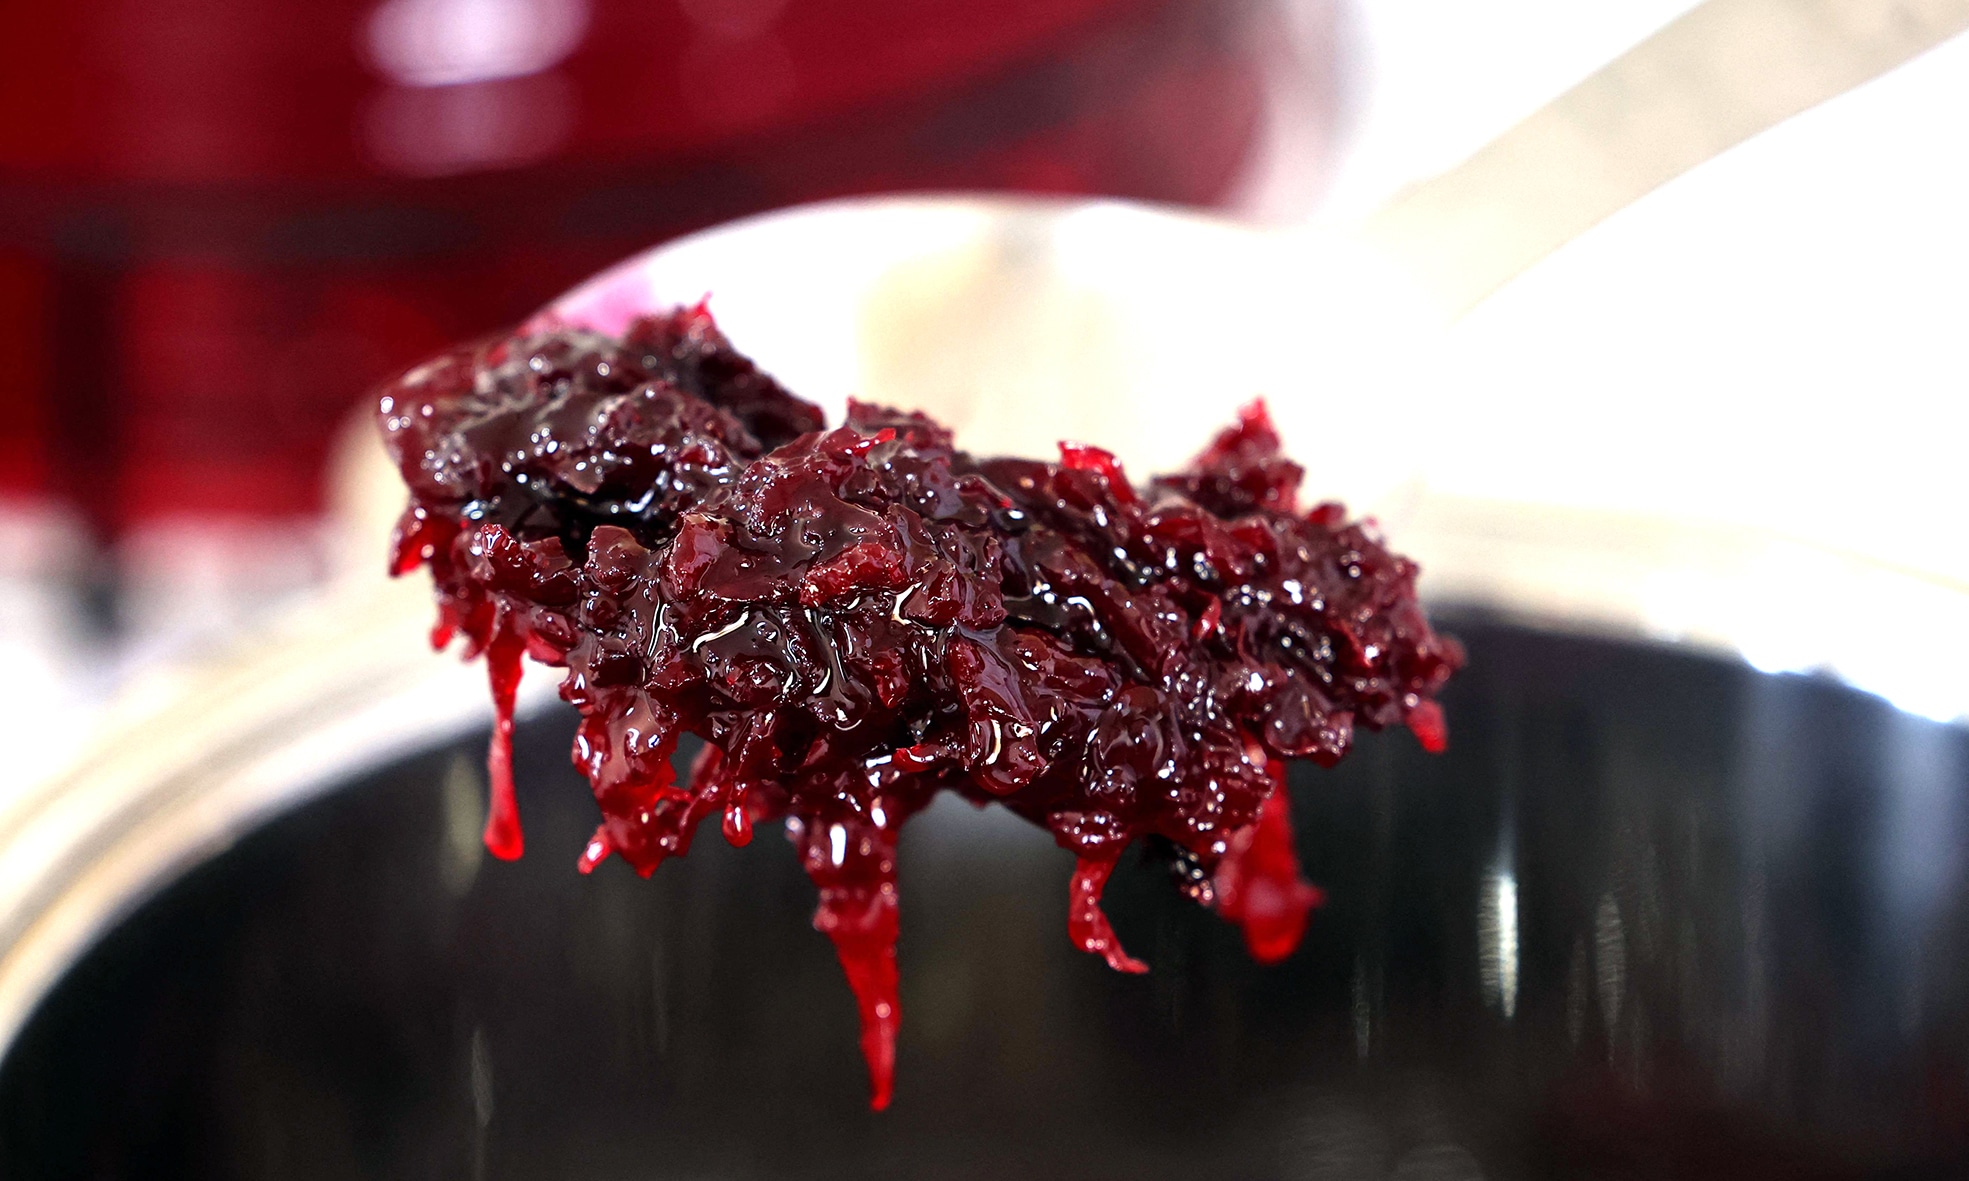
[378,305,1461,1109]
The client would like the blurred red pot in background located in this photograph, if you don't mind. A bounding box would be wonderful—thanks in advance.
[0,0,1330,552]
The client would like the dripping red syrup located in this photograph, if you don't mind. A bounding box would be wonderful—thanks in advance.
[378,305,1462,1110]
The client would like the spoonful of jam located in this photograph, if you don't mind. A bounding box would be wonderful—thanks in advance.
[377,300,1460,1110]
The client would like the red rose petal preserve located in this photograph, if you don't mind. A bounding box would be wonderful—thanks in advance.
[378,305,1462,1108]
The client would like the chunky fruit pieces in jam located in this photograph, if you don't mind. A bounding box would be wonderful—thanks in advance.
[379,304,1461,1110]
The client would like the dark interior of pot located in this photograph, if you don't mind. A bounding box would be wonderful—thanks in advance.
[3,614,1968,1179]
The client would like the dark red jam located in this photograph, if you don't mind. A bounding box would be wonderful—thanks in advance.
[378,304,1462,1110]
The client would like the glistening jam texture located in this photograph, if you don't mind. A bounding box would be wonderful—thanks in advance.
[378,304,1463,1110]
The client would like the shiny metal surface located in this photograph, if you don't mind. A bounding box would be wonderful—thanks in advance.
[5,617,1967,1177]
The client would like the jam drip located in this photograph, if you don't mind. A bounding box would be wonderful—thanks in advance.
[798,813,903,1111]
[379,304,1462,1108]
[1068,856,1148,974]
[1212,763,1325,963]
[481,623,527,861]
